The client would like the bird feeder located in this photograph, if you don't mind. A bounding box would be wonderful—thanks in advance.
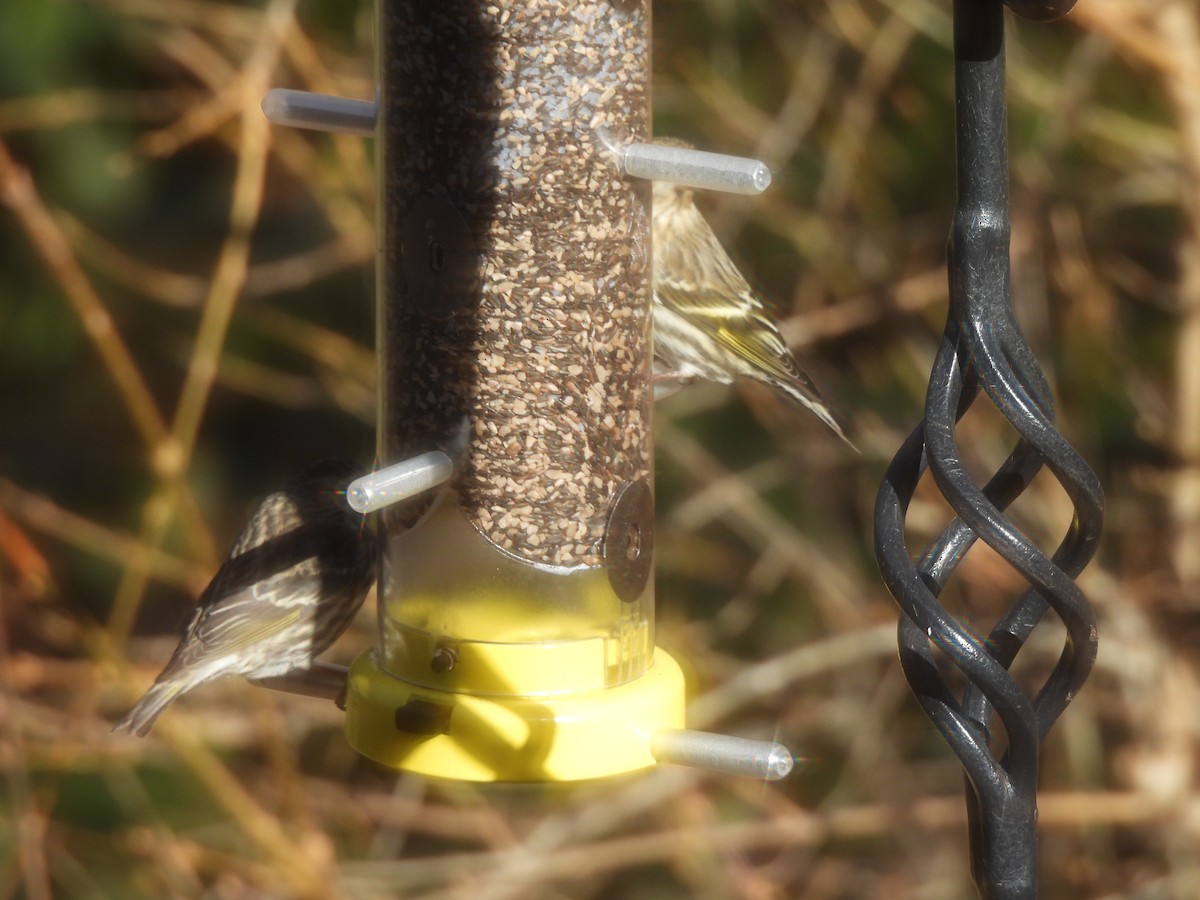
[263,0,793,783]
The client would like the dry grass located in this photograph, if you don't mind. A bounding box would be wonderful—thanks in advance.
[0,0,1195,896]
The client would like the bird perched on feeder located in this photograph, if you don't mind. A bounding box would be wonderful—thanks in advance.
[113,459,375,737]
[651,178,851,445]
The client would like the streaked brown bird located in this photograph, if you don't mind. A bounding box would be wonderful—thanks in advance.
[113,459,375,737]
[651,179,851,445]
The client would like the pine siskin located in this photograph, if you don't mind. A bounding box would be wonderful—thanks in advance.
[651,179,851,444]
[113,459,376,737]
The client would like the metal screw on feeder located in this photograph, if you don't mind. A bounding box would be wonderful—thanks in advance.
[261,88,378,136]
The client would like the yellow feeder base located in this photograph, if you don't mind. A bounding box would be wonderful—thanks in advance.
[344,647,685,782]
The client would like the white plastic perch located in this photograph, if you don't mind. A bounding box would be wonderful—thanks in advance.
[346,451,454,515]
[622,143,772,195]
[651,728,796,780]
[261,88,377,136]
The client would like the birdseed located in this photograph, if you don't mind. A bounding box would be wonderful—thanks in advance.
[378,0,651,570]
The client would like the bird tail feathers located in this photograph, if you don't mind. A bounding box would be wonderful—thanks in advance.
[772,379,858,452]
[112,681,185,738]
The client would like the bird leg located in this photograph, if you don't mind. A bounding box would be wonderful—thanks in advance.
[653,370,694,401]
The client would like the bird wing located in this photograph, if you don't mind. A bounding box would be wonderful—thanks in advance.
[157,573,313,678]
[230,491,300,558]
[654,274,822,396]
[196,573,314,648]
[195,519,322,613]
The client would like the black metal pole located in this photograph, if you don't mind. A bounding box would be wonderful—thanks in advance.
[874,1,1102,896]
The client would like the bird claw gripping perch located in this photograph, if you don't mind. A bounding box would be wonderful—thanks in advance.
[873,0,1102,897]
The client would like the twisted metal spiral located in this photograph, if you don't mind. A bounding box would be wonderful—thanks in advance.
[874,1,1103,897]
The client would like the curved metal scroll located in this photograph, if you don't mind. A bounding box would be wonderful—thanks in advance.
[874,1,1103,897]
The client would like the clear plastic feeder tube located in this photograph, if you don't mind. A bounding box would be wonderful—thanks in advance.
[374,0,654,701]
